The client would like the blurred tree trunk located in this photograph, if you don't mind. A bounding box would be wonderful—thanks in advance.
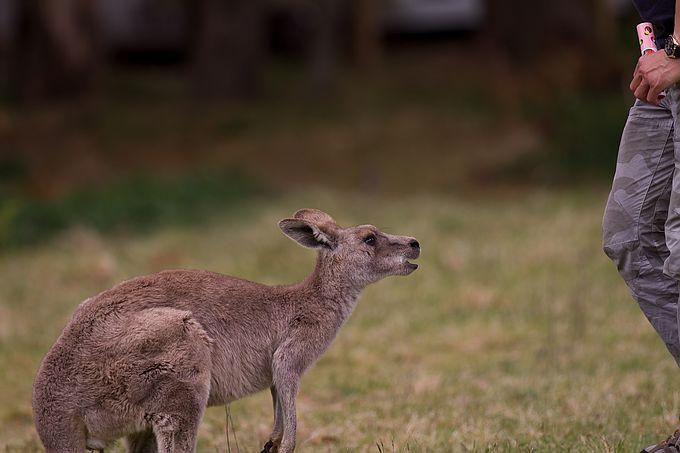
[351,0,382,67]
[308,0,344,92]
[190,0,266,100]
[484,0,619,88]
[11,0,99,102]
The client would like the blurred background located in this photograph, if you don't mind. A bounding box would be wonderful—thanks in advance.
[3,1,680,451]
[0,0,638,228]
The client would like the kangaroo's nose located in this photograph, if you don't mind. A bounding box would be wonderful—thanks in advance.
[409,240,420,249]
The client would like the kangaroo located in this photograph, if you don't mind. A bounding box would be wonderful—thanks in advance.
[32,208,420,453]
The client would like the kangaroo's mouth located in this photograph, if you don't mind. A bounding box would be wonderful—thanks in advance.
[401,256,419,274]
[394,241,420,275]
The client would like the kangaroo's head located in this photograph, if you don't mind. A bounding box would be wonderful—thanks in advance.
[279,208,420,288]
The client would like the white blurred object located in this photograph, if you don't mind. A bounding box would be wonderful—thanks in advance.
[384,0,485,32]
[95,0,185,51]
[384,0,633,33]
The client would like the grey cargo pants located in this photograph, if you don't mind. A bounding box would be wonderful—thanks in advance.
[603,88,680,365]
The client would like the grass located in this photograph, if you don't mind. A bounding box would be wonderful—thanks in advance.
[2,187,679,452]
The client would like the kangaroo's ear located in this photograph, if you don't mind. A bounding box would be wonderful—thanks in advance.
[292,208,336,226]
[278,218,336,249]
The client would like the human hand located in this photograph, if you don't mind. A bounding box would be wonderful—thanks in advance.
[630,49,680,104]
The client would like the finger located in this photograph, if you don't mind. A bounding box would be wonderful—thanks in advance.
[634,80,651,101]
[648,84,664,104]
[630,60,642,91]
[630,72,643,92]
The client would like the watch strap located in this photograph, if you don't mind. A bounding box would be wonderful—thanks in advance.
[666,36,680,58]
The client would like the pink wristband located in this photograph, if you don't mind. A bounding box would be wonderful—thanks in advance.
[637,22,658,55]
[636,22,666,101]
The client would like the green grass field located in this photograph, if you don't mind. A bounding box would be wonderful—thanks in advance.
[2,188,680,452]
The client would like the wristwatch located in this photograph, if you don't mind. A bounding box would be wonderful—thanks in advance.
[665,34,680,58]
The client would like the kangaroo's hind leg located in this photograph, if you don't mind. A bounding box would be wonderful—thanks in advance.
[124,308,213,453]
[35,407,87,453]
[145,379,210,453]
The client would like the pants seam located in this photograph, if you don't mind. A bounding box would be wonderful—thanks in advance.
[635,125,675,252]
[647,155,675,235]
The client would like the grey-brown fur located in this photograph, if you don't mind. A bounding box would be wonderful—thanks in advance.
[32,209,420,453]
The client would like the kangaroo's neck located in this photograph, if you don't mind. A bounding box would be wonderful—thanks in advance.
[299,253,362,322]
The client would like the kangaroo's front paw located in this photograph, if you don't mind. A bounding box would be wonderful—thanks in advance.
[261,439,278,453]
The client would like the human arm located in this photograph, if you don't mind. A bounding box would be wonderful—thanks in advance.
[630,2,680,104]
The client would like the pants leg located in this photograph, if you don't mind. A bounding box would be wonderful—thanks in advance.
[664,87,680,281]
[603,97,680,364]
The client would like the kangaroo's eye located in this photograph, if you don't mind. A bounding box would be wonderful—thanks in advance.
[363,235,376,246]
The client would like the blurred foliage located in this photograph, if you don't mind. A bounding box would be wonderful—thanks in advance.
[0,57,634,249]
[509,7,638,182]
[538,93,629,179]
[496,93,630,183]
[0,169,266,248]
